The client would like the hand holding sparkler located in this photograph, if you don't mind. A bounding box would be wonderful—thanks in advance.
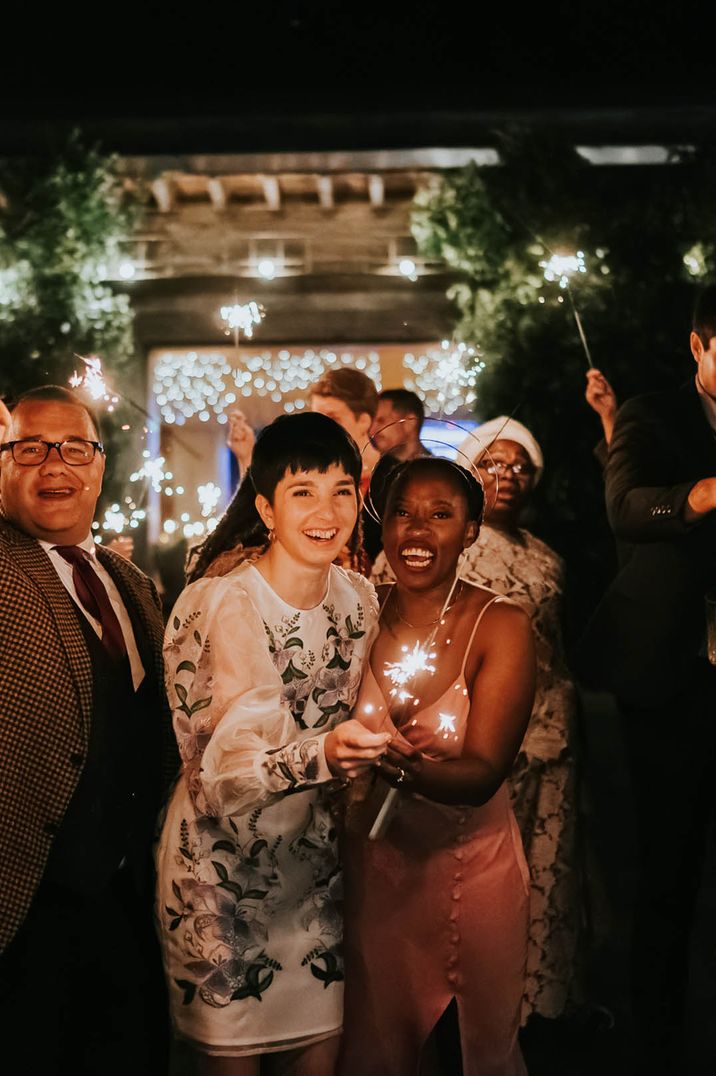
[325,719,392,781]
[226,408,256,475]
[585,368,618,445]
[378,736,423,789]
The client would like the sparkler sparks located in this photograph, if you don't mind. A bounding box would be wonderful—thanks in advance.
[540,251,587,289]
[129,451,171,493]
[384,643,437,699]
[69,354,119,409]
[220,301,265,340]
[437,712,457,734]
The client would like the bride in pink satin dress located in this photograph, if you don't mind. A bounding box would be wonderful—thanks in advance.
[339,457,536,1076]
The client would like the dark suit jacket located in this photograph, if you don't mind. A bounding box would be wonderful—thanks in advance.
[0,519,177,952]
[578,380,716,705]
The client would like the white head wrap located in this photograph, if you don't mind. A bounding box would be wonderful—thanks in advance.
[458,416,544,485]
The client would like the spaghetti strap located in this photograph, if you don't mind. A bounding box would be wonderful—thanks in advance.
[460,592,504,675]
[376,582,394,615]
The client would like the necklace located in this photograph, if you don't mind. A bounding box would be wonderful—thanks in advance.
[393,581,462,630]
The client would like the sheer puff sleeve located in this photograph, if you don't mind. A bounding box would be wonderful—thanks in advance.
[164,575,334,818]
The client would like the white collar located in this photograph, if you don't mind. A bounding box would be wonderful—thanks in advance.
[39,533,97,557]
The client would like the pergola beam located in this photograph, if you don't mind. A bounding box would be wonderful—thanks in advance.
[261,175,281,210]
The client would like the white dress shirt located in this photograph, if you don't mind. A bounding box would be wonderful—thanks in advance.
[40,534,145,690]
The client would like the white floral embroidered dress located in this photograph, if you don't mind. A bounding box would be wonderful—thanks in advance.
[156,562,377,1055]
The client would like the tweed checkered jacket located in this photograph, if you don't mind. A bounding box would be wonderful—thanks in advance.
[0,518,177,952]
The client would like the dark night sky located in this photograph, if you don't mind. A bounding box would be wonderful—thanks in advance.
[1,3,711,150]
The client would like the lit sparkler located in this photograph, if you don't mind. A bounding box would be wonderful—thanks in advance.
[539,250,594,369]
[369,576,461,841]
[220,301,265,343]
[540,251,587,289]
[384,643,437,703]
[69,354,120,409]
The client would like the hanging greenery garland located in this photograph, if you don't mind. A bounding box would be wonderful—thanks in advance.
[410,131,716,626]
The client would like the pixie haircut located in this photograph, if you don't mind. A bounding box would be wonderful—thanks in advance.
[187,412,363,582]
[251,412,361,500]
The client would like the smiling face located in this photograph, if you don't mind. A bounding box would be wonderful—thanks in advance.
[255,464,359,570]
[382,464,478,593]
[0,400,105,544]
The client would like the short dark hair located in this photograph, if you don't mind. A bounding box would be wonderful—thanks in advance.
[11,385,102,439]
[378,388,425,430]
[380,456,484,528]
[693,285,716,348]
[187,412,363,582]
[311,367,379,420]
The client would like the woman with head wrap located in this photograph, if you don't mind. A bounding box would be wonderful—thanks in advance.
[372,415,582,1028]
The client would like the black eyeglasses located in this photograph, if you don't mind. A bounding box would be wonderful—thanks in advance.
[0,439,104,466]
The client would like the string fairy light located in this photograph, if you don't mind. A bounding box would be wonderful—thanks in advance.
[152,349,383,424]
[197,482,222,518]
[404,340,483,416]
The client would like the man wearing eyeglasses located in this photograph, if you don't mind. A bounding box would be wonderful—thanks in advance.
[0,385,177,1075]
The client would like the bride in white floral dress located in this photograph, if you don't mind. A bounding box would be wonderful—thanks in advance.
[156,413,389,1074]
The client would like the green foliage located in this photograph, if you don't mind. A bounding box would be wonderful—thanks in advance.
[0,134,138,394]
[411,132,716,625]
[0,135,143,505]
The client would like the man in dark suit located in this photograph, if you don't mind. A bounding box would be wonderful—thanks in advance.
[584,287,716,1073]
[0,385,177,1075]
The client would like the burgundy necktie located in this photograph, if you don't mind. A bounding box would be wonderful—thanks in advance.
[54,545,128,663]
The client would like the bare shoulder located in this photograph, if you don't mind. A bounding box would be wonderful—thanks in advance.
[460,582,531,641]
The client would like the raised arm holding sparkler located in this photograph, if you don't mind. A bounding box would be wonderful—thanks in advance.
[340,456,536,1076]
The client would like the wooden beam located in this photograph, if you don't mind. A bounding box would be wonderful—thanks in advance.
[207,178,227,210]
[261,175,281,211]
[316,174,334,209]
[367,174,385,208]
